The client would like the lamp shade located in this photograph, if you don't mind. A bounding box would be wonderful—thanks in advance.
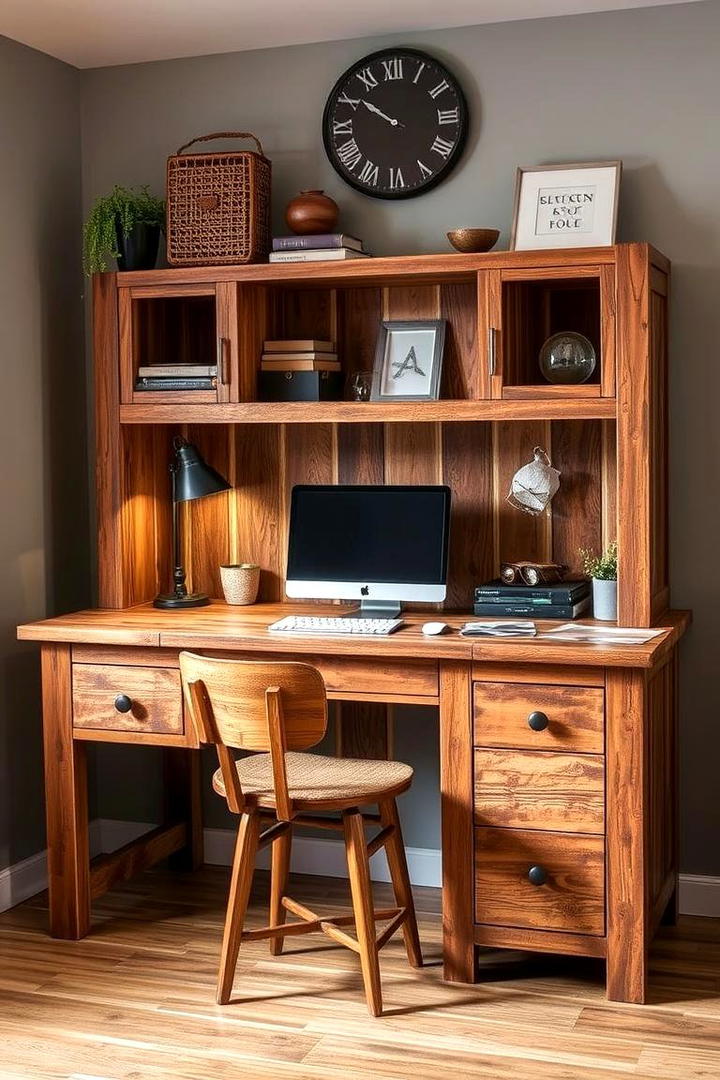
[173,439,231,503]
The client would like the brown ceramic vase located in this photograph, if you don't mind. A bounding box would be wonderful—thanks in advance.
[285,190,339,235]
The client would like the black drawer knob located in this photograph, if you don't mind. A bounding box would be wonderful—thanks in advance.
[528,865,547,886]
[527,710,549,732]
[114,694,133,714]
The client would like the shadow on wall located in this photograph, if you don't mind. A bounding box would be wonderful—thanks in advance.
[622,161,720,875]
[1,190,91,870]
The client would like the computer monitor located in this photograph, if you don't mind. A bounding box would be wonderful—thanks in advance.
[286,484,451,617]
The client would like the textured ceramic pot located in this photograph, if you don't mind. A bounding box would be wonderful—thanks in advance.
[220,564,260,606]
[592,577,617,621]
[285,190,339,235]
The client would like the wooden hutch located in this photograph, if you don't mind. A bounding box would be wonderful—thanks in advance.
[19,242,687,1006]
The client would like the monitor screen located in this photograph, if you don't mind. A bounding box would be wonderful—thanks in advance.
[286,485,451,603]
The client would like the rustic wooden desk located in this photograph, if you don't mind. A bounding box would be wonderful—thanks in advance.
[18,601,689,1005]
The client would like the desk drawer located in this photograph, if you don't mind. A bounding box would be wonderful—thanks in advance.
[474,749,604,834]
[210,651,439,700]
[474,827,605,935]
[72,664,184,736]
[474,681,604,753]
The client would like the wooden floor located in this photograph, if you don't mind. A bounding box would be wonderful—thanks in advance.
[0,868,719,1080]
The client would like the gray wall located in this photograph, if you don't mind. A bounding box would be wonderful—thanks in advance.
[0,36,89,870]
[78,0,718,873]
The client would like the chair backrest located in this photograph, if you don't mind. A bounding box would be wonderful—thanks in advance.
[179,652,328,818]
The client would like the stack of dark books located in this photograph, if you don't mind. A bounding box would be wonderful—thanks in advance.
[135,364,216,392]
[269,233,369,263]
[473,579,592,620]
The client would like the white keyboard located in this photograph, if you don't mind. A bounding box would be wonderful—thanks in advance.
[268,615,403,636]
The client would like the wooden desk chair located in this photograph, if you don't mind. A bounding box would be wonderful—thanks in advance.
[179,652,422,1016]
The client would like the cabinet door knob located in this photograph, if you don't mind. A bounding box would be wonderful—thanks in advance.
[527,710,549,731]
[528,865,547,886]
[114,694,133,714]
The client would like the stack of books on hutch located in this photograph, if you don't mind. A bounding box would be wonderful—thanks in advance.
[269,233,369,263]
[474,579,592,620]
[135,365,216,392]
[259,340,343,402]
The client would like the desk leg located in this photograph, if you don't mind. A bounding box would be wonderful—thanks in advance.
[163,747,204,870]
[41,644,90,939]
[439,660,476,983]
[606,668,648,1003]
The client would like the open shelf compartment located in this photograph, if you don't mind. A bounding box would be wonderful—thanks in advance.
[499,269,615,399]
[115,417,618,617]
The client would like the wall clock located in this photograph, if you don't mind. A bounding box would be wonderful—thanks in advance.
[322,48,468,200]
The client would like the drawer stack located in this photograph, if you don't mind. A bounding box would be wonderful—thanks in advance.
[473,679,606,940]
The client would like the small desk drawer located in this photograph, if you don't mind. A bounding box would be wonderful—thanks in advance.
[474,681,604,753]
[72,664,184,736]
[474,749,605,834]
[210,651,439,700]
[474,827,605,936]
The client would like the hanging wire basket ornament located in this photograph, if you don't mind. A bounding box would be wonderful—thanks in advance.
[507,446,561,516]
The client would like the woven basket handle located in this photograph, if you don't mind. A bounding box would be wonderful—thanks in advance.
[175,131,264,156]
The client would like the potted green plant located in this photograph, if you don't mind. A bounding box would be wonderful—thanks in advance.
[83,185,165,275]
[579,541,618,621]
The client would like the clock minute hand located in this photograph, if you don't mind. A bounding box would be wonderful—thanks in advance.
[361,100,404,127]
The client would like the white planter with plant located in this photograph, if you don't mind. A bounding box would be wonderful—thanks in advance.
[580,541,618,621]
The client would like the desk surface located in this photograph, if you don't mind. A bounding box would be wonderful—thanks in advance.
[17,602,690,670]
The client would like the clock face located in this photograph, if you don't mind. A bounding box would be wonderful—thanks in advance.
[322,48,468,200]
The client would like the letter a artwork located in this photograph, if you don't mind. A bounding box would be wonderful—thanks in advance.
[393,345,425,379]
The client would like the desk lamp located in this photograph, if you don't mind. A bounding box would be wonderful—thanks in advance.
[154,436,231,609]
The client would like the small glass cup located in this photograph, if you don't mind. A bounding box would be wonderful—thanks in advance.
[348,371,372,401]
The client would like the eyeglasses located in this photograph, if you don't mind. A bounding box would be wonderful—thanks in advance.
[500,561,567,586]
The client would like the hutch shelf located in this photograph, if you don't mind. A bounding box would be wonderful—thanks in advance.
[97,243,669,626]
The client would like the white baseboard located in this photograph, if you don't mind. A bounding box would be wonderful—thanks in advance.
[678,874,720,917]
[2,820,719,919]
[0,818,153,913]
[204,827,442,888]
[0,848,50,914]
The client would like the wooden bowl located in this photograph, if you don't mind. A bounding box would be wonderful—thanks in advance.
[447,228,500,253]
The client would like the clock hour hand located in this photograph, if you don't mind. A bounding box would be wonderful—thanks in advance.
[361,100,404,127]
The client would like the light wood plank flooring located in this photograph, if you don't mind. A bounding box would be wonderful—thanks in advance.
[0,867,718,1079]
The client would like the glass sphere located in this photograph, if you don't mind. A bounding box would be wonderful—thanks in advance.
[539,331,596,385]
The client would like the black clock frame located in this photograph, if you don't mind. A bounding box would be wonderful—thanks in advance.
[322,47,469,201]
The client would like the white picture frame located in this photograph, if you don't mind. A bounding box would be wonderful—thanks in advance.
[510,161,622,251]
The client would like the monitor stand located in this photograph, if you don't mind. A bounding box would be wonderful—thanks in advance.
[343,599,401,620]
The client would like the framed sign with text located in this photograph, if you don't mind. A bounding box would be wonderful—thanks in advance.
[510,161,622,250]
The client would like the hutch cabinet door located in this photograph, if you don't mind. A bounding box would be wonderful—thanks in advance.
[117,282,239,406]
[479,264,616,401]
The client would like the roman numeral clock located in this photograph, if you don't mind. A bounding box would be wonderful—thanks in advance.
[322,48,468,199]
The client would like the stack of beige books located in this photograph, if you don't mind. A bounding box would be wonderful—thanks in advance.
[261,339,340,372]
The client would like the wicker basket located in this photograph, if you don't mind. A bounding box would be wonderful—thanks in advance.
[220,564,261,606]
[166,132,271,266]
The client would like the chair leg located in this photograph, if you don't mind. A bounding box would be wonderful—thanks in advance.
[269,825,292,956]
[343,809,383,1017]
[380,798,423,968]
[217,811,261,1005]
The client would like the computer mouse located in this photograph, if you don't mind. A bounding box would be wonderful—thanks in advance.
[421,621,449,636]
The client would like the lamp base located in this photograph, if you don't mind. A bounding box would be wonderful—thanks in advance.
[153,592,210,610]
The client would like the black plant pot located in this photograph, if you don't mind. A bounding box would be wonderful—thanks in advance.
[115,219,161,272]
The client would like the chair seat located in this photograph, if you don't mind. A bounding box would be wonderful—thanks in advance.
[213,751,413,810]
